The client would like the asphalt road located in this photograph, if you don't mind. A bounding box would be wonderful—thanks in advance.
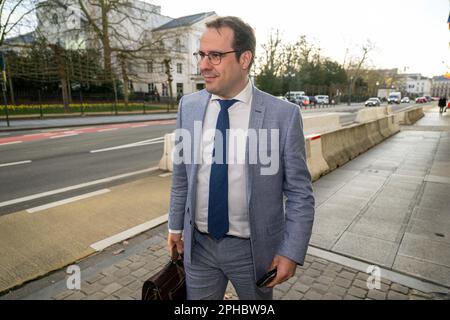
[0,122,176,215]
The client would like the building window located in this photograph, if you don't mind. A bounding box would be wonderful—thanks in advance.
[177,63,182,74]
[147,61,153,73]
[129,80,133,90]
[162,83,168,96]
[148,83,155,93]
[176,83,184,95]
[175,38,182,51]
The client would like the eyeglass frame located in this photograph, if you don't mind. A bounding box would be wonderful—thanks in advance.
[193,50,241,65]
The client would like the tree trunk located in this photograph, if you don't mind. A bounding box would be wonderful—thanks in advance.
[5,60,15,105]
[119,54,129,108]
[52,45,70,111]
[164,59,174,110]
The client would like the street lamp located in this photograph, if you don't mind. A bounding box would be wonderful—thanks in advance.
[285,72,295,102]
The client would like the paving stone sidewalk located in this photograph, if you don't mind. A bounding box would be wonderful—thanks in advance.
[40,226,445,301]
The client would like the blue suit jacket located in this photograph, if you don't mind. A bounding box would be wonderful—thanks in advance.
[168,86,315,281]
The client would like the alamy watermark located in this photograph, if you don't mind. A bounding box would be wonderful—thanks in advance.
[366,265,381,290]
[66,265,81,290]
[172,121,281,175]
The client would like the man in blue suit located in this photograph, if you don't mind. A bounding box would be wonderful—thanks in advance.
[167,16,315,300]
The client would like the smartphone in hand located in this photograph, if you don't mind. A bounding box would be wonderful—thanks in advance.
[256,268,277,287]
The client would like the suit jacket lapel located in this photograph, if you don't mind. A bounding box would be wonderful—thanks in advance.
[246,86,266,206]
[190,90,210,218]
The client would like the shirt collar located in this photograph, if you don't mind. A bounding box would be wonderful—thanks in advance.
[211,79,253,104]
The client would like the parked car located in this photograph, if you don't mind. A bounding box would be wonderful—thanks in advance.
[364,97,381,107]
[308,96,317,106]
[424,95,433,102]
[415,97,427,103]
[401,97,410,103]
[315,95,329,105]
[276,95,288,101]
[298,95,310,107]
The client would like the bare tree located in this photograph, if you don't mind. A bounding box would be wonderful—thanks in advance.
[343,40,375,105]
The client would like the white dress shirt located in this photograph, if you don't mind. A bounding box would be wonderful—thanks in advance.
[169,80,252,238]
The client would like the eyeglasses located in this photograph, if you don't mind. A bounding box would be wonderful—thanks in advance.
[193,50,240,65]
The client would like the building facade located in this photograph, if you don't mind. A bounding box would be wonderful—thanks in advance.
[6,0,216,99]
[431,76,450,98]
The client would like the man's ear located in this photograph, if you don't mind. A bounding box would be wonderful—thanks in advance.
[240,51,253,70]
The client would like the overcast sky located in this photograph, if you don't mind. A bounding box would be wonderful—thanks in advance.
[151,0,449,77]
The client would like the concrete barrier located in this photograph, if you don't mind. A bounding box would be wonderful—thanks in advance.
[303,113,341,135]
[395,106,424,125]
[354,106,389,123]
[158,133,175,171]
[159,109,408,180]
[305,135,330,181]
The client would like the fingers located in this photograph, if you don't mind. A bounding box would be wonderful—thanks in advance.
[265,255,297,288]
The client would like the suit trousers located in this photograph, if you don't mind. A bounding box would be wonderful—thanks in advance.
[184,228,273,300]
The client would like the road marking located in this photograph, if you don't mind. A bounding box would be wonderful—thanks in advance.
[130,124,148,128]
[50,134,79,139]
[0,141,22,146]
[90,214,168,251]
[0,160,32,168]
[0,167,159,208]
[98,128,119,132]
[90,136,165,153]
[27,189,111,213]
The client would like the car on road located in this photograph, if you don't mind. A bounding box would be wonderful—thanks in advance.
[401,97,410,103]
[308,96,317,106]
[315,95,329,105]
[285,91,306,103]
[276,95,288,101]
[415,97,427,103]
[298,95,310,107]
[364,97,381,107]
[387,92,402,104]
[424,95,433,102]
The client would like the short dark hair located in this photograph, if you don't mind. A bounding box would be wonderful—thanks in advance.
[205,16,256,71]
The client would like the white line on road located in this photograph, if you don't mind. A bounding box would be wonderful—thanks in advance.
[0,141,23,146]
[98,128,119,132]
[27,189,111,213]
[0,167,159,208]
[90,214,168,251]
[0,160,32,168]
[90,136,164,153]
[50,134,79,139]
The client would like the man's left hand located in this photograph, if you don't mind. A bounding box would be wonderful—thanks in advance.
[265,255,297,288]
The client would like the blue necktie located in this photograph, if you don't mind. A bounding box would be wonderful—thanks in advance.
[208,99,239,239]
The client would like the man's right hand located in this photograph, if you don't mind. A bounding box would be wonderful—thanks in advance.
[167,232,184,259]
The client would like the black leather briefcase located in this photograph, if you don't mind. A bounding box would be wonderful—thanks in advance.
[141,254,186,300]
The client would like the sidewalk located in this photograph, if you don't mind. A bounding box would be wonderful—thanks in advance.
[0,112,177,132]
[1,105,449,300]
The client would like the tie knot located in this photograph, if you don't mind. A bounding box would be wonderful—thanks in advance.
[218,99,239,110]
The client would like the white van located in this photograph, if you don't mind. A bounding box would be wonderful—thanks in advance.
[315,95,329,105]
[285,91,305,103]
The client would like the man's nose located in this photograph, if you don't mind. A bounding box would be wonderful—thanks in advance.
[199,56,213,72]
